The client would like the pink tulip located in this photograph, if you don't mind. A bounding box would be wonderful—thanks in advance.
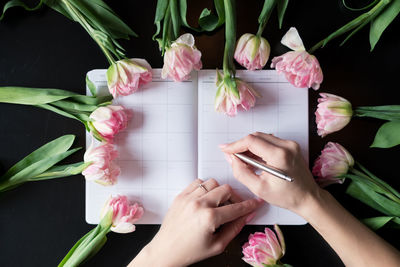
[215,71,260,117]
[90,105,130,142]
[234,33,270,70]
[107,58,152,98]
[312,142,354,187]
[316,93,353,137]
[161,33,202,82]
[82,142,120,186]
[271,27,323,90]
[101,195,144,233]
[242,225,286,267]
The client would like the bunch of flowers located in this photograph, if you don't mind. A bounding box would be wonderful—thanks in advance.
[313,142,400,230]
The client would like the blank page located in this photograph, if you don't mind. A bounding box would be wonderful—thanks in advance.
[85,69,198,224]
[198,70,307,225]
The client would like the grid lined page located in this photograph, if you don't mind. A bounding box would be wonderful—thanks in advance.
[85,69,198,224]
[198,70,307,225]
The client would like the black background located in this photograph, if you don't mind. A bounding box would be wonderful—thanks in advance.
[0,0,399,266]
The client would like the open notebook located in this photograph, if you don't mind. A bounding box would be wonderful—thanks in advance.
[85,69,308,225]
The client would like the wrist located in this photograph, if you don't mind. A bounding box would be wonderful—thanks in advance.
[293,187,330,222]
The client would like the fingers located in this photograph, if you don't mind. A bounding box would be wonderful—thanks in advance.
[251,132,287,147]
[215,198,261,225]
[213,211,256,254]
[231,155,262,195]
[181,178,204,195]
[201,184,233,206]
[219,134,278,162]
[191,178,219,198]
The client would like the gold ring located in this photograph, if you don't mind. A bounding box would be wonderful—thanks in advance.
[198,183,208,193]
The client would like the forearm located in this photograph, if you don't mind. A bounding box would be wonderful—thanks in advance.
[299,189,400,267]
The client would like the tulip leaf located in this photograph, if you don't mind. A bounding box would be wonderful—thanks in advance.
[258,0,277,28]
[277,0,289,29]
[346,181,400,216]
[179,0,225,32]
[86,75,97,97]
[0,135,75,181]
[362,216,398,230]
[371,121,400,148]
[0,87,76,105]
[355,105,400,121]
[370,0,400,51]
[0,0,44,20]
[51,100,98,112]
[170,0,181,40]
[31,162,89,181]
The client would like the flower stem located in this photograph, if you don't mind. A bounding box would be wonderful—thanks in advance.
[61,0,116,65]
[308,0,387,54]
[256,0,277,37]
[223,0,236,78]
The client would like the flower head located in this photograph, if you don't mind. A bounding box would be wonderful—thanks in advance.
[161,33,202,82]
[234,33,270,70]
[100,195,144,233]
[316,93,353,137]
[82,141,120,186]
[215,71,260,117]
[312,142,354,187]
[107,58,152,98]
[271,27,323,90]
[242,225,286,267]
[89,105,130,142]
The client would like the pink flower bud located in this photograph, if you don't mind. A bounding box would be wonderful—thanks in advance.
[234,33,270,70]
[312,142,354,187]
[316,93,353,137]
[101,195,144,233]
[242,225,286,267]
[214,71,260,117]
[107,58,152,98]
[271,27,323,90]
[82,142,120,186]
[90,105,130,142]
[161,33,202,82]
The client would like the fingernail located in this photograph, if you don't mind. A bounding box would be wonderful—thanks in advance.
[223,152,232,164]
[245,212,257,223]
[218,143,228,149]
[256,197,265,203]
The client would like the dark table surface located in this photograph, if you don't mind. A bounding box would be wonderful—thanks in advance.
[1,0,399,266]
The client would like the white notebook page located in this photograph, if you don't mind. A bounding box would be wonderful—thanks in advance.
[198,70,307,225]
[85,69,198,224]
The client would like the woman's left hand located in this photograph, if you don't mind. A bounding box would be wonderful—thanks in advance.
[129,178,262,267]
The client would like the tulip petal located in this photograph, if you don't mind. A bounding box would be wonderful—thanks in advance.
[281,27,306,51]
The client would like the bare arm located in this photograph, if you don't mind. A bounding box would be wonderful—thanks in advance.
[221,132,400,267]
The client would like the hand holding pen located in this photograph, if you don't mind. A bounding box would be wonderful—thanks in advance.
[219,132,320,214]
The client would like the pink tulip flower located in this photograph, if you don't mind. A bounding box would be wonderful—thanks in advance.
[101,195,144,233]
[312,142,354,187]
[82,142,120,186]
[316,93,353,137]
[161,33,202,82]
[215,71,260,117]
[271,27,323,90]
[234,33,270,70]
[90,105,130,142]
[107,58,152,98]
[242,225,286,267]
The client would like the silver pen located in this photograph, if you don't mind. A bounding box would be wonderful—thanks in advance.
[234,153,294,182]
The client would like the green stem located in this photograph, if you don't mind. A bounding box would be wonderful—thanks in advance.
[61,0,116,64]
[308,0,386,54]
[256,0,277,36]
[342,0,380,11]
[223,0,236,78]
[350,168,400,205]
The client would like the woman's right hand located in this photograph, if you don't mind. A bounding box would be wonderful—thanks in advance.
[220,132,321,215]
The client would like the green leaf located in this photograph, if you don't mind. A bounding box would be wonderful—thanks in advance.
[199,0,225,31]
[346,181,400,216]
[51,100,98,113]
[0,87,76,105]
[0,0,44,20]
[36,104,84,123]
[170,0,181,40]
[86,75,97,97]
[355,105,400,120]
[0,135,75,181]
[370,0,400,50]
[258,0,277,27]
[362,216,396,230]
[371,121,400,148]
[31,162,90,181]
[277,0,289,29]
